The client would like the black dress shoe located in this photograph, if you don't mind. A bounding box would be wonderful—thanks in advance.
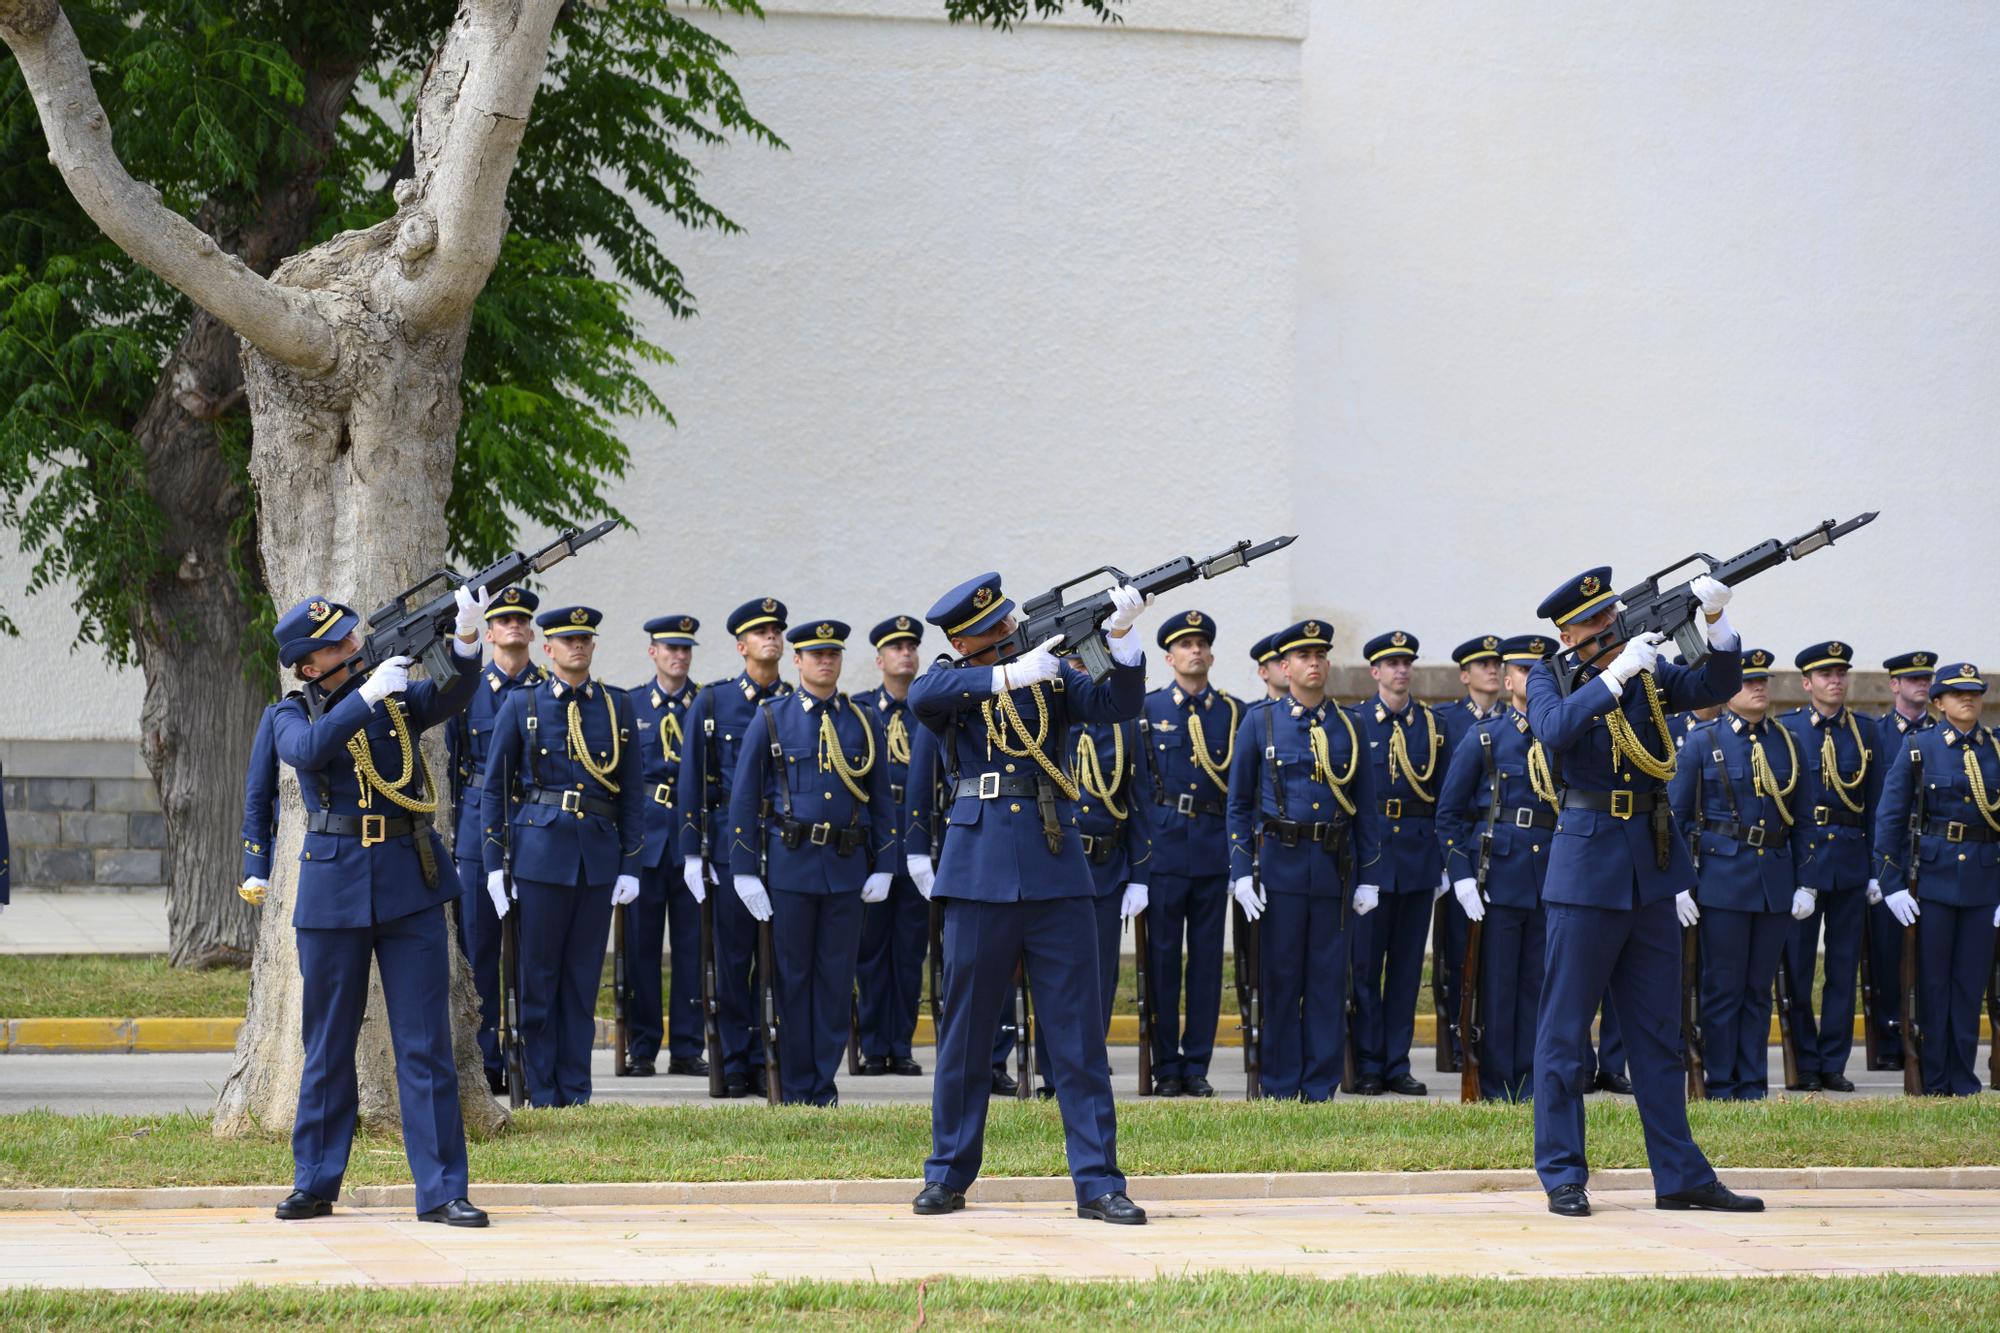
[1820,1073,1855,1092]
[1183,1075,1216,1098]
[991,1070,1019,1096]
[627,1059,656,1078]
[1153,1075,1185,1098]
[912,1182,965,1215]
[1594,1071,1634,1095]
[666,1055,710,1077]
[1657,1181,1764,1213]
[750,1068,770,1100]
[858,1055,890,1076]
[1788,1072,1822,1092]
[890,1055,923,1076]
[485,1069,507,1097]
[722,1072,750,1099]
[1036,1086,1056,1101]
[1077,1191,1147,1225]
[1385,1074,1428,1096]
[1353,1074,1384,1096]
[275,1189,331,1221]
[1547,1184,1590,1217]
[418,1198,490,1228]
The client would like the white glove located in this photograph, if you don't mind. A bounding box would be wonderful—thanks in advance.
[1993,905,1999,929]
[454,583,491,638]
[681,854,707,904]
[1790,887,1816,921]
[907,853,936,899]
[861,871,892,903]
[733,873,773,921]
[1231,875,1264,922]
[611,874,640,907]
[358,654,412,706]
[1675,890,1699,928]
[1605,632,1666,688]
[996,635,1066,692]
[237,877,268,907]
[1353,884,1380,916]
[1103,582,1152,634]
[1866,878,1883,906]
[1885,888,1919,927]
[1453,877,1484,922]
[1690,575,1732,616]
[1121,883,1149,919]
[486,870,510,920]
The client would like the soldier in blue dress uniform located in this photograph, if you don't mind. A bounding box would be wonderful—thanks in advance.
[1777,639,1884,1091]
[1866,650,1936,1066]
[626,614,705,1077]
[479,606,644,1108]
[1226,619,1377,1100]
[1250,633,1288,701]
[1435,634,1508,1070]
[675,598,794,1098]
[1436,633,1560,1101]
[1528,565,1762,1218]
[1346,630,1445,1096]
[727,620,898,1105]
[855,615,932,1076]
[268,587,489,1227]
[238,700,282,910]
[909,572,1151,1225]
[444,585,543,1094]
[1137,610,1237,1098]
[1667,648,1811,1100]
[1875,663,2000,1096]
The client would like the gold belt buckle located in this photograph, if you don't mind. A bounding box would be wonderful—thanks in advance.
[653,783,673,806]
[1947,821,1967,843]
[1813,805,1832,825]
[1609,790,1634,820]
[360,814,386,847]
[561,789,583,815]
[1383,798,1402,819]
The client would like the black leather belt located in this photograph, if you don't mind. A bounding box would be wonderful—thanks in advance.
[1162,792,1225,818]
[1261,817,1350,850]
[306,810,429,846]
[1379,798,1435,819]
[1926,817,2000,845]
[1811,805,1867,829]
[1705,818,1777,848]
[1474,805,1556,832]
[777,818,864,854]
[1079,832,1121,864]
[525,787,618,819]
[955,774,1042,800]
[1561,789,1663,819]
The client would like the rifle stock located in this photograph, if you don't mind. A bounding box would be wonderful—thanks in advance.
[758,920,781,1106]
[1133,909,1154,1096]
[611,904,630,1077]
[1012,960,1034,1100]
[1682,925,1706,1101]
[1432,897,1457,1074]
[698,895,725,1098]
[1773,950,1801,1091]
[1859,931,1886,1072]
[1457,918,1483,1104]
[846,992,862,1078]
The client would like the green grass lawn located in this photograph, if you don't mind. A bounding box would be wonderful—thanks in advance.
[2,1096,1995,1191]
[2,1274,1995,1330]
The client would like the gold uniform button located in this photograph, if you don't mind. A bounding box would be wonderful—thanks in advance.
[1010,803,1022,813]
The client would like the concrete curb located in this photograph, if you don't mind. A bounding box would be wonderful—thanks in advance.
[7,1166,2000,1212]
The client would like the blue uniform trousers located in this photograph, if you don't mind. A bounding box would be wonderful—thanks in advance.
[1697,906,1789,1100]
[1785,887,1866,1078]
[1534,897,1715,1195]
[455,855,504,1081]
[927,896,1122,1204]
[629,861,702,1064]
[516,876,614,1107]
[770,889,865,1105]
[1477,903,1545,1102]
[1034,892,1123,1080]
[1352,888,1431,1080]
[293,907,468,1213]
[1258,892,1347,1101]
[857,875,930,1060]
[1864,897,1906,1060]
[1917,901,1998,1096]
[711,858,767,1078]
[1144,871,1226,1081]
[1587,990,1626,1080]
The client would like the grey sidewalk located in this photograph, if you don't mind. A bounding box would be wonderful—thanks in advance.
[0,890,167,954]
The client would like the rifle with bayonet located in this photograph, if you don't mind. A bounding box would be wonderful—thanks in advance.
[1902,748,1926,1096]
[1459,731,1501,1103]
[953,537,1295,681]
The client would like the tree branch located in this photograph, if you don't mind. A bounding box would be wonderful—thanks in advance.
[0,0,338,372]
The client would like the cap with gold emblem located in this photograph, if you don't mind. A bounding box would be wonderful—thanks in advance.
[1499,633,1554,665]
[925,572,1014,639]
[1930,662,1986,698]
[1451,635,1503,667]
[1537,566,1616,626]
[726,598,787,638]
[1249,632,1280,665]
[1362,630,1418,664]
[1158,609,1217,651]
[274,595,360,667]
[537,605,603,638]
[868,615,923,649]
[1794,640,1855,673]
[1274,619,1333,655]
[643,614,699,646]
[1739,648,1777,681]
[787,620,850,651]
[484,586,541,621]
[1883,650,1937,679]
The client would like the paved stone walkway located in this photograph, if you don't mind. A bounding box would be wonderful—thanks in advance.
[2,1188,1997,1290]
[0,890,167,954]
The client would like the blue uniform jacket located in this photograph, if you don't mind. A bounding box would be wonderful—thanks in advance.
[726,691,898,893]
[272,650,480,929]
[1226,694,1379,898]
[1874,722,2000,909]
[857,686,914,862]
[447,660,545,860]
[629,679,698,871]
[1878,710,1935,745]
[1066,718,1156,897]
[1139,683,1241,878]
[1778,705,1884,892]
[903,719,947,862]
[1528,648,1742,909]
[675,672,794,866]
[240,702,282,881]
[1435,709,1556,911]
[1346,695,1448,894]
[908,651,1145,902]
[479,675,645,887]
[1436,697,1503,774]
[1668,712,1812,913]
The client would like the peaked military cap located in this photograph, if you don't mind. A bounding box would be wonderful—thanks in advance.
[1538,566,1616,626]
[1883,650,1937,678]
[1499,633,1554,664]
[1159,609,1216,650]
[537,605,602,638]
[1249,632,1280,664]
[485,586,540,621]
[868,615,923,649]
[926,572,1013,639]
[1451,634,1503,667]
[1274,619,1333,655]
[1363,630,1418,663]
[1930,662,1987,698]
[1740,648,1776,680]
[1794,640,1854,673]
[788,619,850,651]
[727,597,788,637]
[644,614,699,645]
[275,595,360,668]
